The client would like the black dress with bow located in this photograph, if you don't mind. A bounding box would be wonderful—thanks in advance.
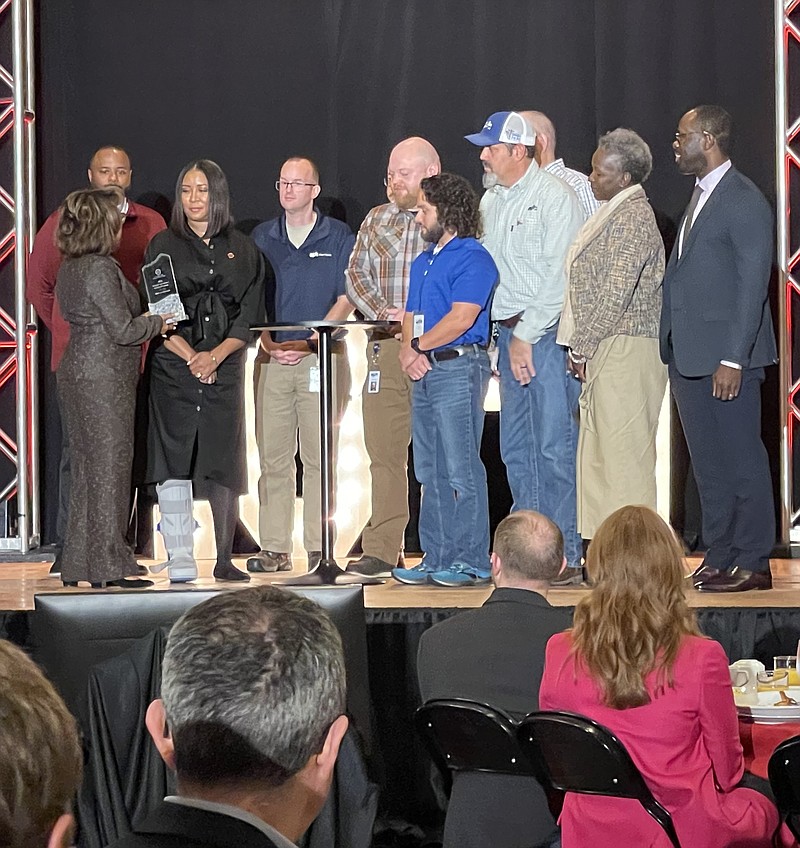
[143,227,265,493]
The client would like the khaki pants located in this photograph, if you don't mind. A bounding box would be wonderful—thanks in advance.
[254,351,350,552]
[361,337,412,563]
[577,335,666,538]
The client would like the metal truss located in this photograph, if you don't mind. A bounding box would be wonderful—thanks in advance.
[0,0,36,551]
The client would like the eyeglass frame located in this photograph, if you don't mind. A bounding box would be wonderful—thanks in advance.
[274,179,318,191]
[673,130,711,142]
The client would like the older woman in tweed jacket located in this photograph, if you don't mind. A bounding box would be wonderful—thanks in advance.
[558,128,667,542]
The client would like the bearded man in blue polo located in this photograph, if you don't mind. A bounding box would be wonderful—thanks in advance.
[394,173,498,586]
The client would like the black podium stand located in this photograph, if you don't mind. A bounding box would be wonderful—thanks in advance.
[252,320,392,585]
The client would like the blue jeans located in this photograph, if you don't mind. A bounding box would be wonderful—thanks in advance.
[497,325,581,566]
[412,348,491,570]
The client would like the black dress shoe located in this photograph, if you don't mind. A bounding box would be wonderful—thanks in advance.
[103,578,154,588]
[698,569,772,593]
[690,564,720,588]
[213,561,251,582]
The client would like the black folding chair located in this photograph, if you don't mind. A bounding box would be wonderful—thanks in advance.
[415,698,538,781]
[517,710,682,848]
[768,733,800,843]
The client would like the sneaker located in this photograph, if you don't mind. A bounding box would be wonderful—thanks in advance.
[551,567,586,588]
[391,559,438,585]
[348,555,394,577]
[307,551,322,571]
[246,550,291,573]
[430,562,492,587]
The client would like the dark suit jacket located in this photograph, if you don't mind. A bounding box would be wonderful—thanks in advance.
[417,587,571,848]
[659,166,777,377]
[106,801,283,848]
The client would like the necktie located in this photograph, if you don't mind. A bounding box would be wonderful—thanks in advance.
[682,184,703,238]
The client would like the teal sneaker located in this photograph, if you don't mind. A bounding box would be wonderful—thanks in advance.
[430,561,492,587]
[391,559,438,585]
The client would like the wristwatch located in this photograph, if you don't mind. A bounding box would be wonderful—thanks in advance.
[411,337,424,353]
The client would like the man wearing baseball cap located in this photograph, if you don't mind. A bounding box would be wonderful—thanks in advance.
[465,111,584,575]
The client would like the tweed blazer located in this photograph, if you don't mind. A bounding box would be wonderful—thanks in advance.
[568,189,664,359]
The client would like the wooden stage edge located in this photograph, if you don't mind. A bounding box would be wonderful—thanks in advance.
[2,555,800,613]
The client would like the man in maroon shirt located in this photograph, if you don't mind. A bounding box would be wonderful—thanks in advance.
[27,146,166,570]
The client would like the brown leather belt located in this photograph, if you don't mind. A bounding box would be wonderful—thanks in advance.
[497,311,523,329]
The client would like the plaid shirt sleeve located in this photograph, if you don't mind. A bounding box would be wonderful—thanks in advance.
[345,207,392,319]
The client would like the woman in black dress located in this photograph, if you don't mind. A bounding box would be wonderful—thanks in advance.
[145,160,264,582]
[56,188,170,588]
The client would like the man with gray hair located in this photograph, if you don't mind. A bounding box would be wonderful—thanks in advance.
[417,510,570,848]
[519,110,600,218]
[109,586,348,848]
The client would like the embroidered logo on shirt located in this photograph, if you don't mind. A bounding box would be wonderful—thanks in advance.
[308,252,332,258]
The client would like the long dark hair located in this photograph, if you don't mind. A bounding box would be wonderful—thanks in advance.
[170,159,232,239]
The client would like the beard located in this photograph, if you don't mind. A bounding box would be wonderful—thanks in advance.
[677,149,706,176]
[393,186,419,210]
[421,222,445,244]
[482,171,499,189]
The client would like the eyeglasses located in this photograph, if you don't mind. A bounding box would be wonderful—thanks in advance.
[275,180,317,191]
[674,131,709,142]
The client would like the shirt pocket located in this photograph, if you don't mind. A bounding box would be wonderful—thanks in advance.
[509,209,544,261]
[374,226,403,260]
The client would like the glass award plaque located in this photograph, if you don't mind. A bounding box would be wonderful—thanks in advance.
[141,253,188,321]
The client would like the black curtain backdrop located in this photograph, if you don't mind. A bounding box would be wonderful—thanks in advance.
[31,0,778,546]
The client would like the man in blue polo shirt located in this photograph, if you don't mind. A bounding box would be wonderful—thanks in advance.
[395,173,498,586]
[248,157,354,573]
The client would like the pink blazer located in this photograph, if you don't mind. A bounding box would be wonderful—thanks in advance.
[539,633,777,848]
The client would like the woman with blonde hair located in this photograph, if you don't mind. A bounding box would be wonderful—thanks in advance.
[540,505,777,847]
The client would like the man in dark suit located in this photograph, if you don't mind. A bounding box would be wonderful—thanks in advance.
[661,104,777,593]
[417,510,569,848]
[108,586,349,848]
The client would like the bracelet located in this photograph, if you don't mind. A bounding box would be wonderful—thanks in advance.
[568,349,586,365]
[210,354,217,364]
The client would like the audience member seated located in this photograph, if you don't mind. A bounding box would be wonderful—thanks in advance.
[107,585,349,848]
[540,505,779,848]
[417,510,569,848]
[0,639,82,848]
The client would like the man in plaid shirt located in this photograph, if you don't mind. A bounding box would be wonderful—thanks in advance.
[345,137,440,577]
